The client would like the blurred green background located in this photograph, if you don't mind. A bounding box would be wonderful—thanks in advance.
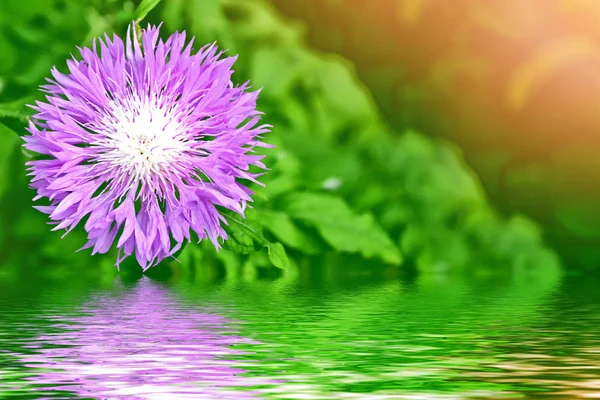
[1,0,594,281]
[273,0,600,272]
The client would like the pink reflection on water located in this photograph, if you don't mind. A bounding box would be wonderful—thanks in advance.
[18,279,270,399]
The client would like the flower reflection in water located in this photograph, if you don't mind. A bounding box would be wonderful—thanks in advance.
[17,279,267,399]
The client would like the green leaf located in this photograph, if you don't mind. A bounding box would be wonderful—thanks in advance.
[266,242,292,270]
[0,101,31,124]
[222,213,263,254]
[222,211,292,270]
[0,120,21,137]
[0,34,17,74]
[134,0,162,22]
[188,0,229,45]
[0,109,28,123]
[257,210,320,254]
[283,192,402,265]
[0,122,21,196]
[162,0,184,30]
[250,48,301,98]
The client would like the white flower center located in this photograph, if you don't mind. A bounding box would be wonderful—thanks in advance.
[94,96,188,186]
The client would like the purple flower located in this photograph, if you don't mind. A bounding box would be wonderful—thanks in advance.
[24,24,271,270]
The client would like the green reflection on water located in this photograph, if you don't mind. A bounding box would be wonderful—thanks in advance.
[1,263,599,399]
[175,265,563,399]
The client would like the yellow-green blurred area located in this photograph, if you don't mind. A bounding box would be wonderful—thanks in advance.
[1,0,592,281]
[274,0,600,271]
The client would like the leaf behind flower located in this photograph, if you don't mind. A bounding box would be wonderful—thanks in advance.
[283,192,403,265]
[222,210,292,270]
[134,0,162,22]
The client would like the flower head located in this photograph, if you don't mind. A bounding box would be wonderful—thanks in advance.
[24,24,271,270]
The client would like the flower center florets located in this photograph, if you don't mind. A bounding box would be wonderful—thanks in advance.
[94,95,188,185]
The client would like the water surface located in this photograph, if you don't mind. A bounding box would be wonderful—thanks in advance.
[0,266,598,399]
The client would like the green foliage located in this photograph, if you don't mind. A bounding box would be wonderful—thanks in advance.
[0,101,30,124]
[265,242,291,271]
[0,0,560,276]
[282,192,401,264]
[134,0,162,22]
[221,210,292,270]
[0,123,20,198]
[257,210,321,254]
[271,0,600,271]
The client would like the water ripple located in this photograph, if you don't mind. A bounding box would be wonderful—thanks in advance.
[1,279,273,399]
[0,272,599,399]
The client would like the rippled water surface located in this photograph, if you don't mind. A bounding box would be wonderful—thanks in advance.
[0,267,599,399]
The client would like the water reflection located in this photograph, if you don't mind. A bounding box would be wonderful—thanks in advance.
[173,269,600,399]
[1,267,600,399]
[9,279,268,399]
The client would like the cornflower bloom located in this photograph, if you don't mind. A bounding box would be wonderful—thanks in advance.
[24,24,271,270]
